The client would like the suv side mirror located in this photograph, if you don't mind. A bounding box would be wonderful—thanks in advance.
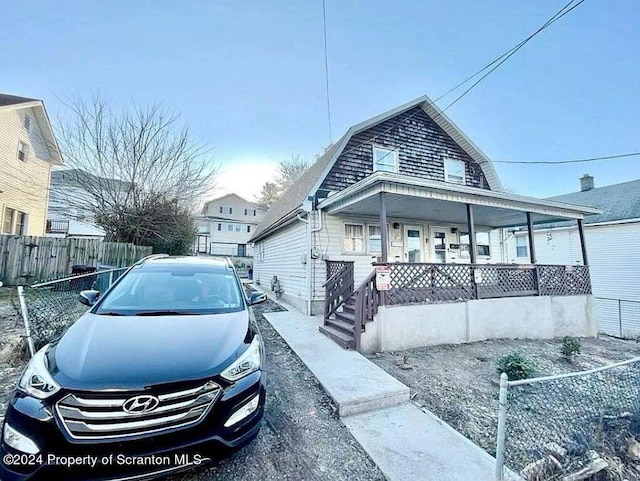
[248,292,267,305]
[79,290,100,307]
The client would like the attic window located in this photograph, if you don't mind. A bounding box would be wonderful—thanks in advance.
[373,146,398,173]
[444,159,465,184]
[24,116,31,130]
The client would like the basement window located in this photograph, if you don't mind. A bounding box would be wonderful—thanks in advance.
[373,146,398,173]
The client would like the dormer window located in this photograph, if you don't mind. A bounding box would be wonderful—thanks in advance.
[373,146,398,173]
[444,159,465,184]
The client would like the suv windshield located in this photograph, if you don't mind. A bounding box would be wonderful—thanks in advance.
[95,265,245,316]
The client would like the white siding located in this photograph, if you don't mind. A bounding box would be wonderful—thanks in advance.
[505,222,640,337]
[254,220,308,305]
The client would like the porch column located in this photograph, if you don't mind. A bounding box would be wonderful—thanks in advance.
[379,192,389,263]
[526,212,537,264]
[577,218,589,266]
[466,204,477,264]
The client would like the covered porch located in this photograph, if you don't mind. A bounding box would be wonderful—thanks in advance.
[318,172,601,351]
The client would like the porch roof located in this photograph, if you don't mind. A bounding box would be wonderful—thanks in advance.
[317,172,602,228]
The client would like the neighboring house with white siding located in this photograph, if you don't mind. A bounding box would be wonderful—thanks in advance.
[505,174,640,337]
[249,96,600,352]
[0,93,63,236]
[195,193,265,257]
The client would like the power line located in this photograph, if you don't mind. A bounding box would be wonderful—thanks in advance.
[322,0,332,144]
[336,0,587,161]
[491,151,640,165]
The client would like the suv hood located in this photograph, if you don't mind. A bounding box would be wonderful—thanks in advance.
[51,310,250,390]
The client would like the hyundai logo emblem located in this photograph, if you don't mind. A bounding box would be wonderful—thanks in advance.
[122,395,160,414]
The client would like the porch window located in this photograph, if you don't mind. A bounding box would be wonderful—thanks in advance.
[343,223,365,253]
[368,225,381,253]
[227,224,233,231]
[516,235,529,258]
[444,159,465,184]
[460,231,491,258]
[235,224,242,232]
[373,146,398,173]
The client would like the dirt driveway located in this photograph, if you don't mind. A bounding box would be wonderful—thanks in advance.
[0,288,383,480]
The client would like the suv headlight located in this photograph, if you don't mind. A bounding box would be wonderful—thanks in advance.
[18,345,60,400]
[221,336,261,382]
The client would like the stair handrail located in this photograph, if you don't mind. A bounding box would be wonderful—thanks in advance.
[324,262,355,320]
[353,270,379,351]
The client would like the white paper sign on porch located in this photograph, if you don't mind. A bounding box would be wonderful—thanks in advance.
[375,265,391,291]
[473,269,483,283]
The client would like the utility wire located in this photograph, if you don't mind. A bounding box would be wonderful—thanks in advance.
[492,152,640,165]
[335,0,587,162]
[322,0,332,144]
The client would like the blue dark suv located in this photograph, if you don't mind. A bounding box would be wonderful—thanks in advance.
[0,256,267,480]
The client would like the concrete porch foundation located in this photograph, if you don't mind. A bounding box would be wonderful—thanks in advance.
[360,294,596,354]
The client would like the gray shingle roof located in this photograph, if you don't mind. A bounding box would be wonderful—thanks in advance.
[547,178,640,225]
[0,93,38,107]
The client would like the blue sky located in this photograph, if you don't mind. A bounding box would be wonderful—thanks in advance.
[2,1,638,200]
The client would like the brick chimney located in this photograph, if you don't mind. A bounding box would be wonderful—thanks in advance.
[580,174,594,192]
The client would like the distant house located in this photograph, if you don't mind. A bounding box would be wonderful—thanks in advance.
[0,93,63,236]
[46,168,112,239]
[505,174,640,337]
[250,96,599,352]
[195,193,266,257]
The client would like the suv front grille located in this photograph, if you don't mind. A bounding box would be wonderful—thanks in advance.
[55,380,221,440]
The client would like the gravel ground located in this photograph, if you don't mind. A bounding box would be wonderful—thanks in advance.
[0,287,384,481]
[368,336,640,479]
[0,288,26,424]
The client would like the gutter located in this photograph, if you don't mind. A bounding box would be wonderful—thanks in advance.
[296,210,323,316]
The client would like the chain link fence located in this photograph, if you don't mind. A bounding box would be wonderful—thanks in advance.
[496,358,640,480]
[596,297,640,339]
[18,267,129,355]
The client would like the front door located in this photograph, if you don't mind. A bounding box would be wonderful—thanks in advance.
[404,225,423,262]
[429,226,449,263]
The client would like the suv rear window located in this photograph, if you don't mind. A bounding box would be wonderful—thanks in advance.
[95,265,245,316]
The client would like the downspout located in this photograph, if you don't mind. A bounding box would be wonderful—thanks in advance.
[297,210,323,316]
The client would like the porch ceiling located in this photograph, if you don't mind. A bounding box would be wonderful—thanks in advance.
[318,172,602,228]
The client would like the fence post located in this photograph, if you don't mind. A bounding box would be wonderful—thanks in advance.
[619,299,623,338]
[495,372,508,481]
[17,286,36,358]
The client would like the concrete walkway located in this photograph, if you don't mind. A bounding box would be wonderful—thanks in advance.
[263,309,497,481]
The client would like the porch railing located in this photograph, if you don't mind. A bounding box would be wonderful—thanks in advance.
[323,261,354,319]
[353,270,379,350]
[376,263,591,306]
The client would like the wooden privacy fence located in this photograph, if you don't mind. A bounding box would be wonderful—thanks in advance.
[0,235,152,285]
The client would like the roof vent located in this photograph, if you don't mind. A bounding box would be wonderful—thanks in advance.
[580,174,594,192]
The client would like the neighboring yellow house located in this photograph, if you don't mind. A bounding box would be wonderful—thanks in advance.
[0,94,63,236]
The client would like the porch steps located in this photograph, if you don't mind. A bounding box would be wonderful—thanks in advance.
[319,324,354,349]
[325,317,355,335]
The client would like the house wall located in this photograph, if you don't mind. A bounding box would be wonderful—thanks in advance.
[319,106,490,193]
[197,194,265,255]
[0,107,54,236]
[311,212,505,310]
[254,219,308,313]
[506,222,640,336]
[360,295,596,354]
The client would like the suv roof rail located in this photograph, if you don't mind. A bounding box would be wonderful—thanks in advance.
[137,253,170,264]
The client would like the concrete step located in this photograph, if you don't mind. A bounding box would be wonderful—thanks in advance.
[319,325,355,349]
[325,317,355,336]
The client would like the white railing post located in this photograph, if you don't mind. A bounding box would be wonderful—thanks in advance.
[495,372,508,480]
[17,286,36,358]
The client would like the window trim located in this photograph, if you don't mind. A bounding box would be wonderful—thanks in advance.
[459,230,491,259]
[342,222,366,254]
[515,234,529,258]
[444,159,465,185]
[372,145,398,173]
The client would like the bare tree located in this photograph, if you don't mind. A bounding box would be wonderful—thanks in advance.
[55,94,216,253]
[257,155,309,208]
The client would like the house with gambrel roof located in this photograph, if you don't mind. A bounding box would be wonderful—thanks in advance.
[250,96,600,352]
